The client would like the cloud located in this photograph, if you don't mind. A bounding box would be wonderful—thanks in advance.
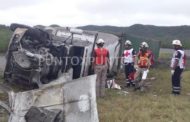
[0,0,190,26]
[77,0,190,18]
[0,0,46,10]
[75,0,190,26]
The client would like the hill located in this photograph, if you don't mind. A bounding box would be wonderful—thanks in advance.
[79,24,190,49]
[1,24,190,53]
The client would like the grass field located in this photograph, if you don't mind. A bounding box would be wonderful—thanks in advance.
[0,28,12,53]
[97,53,190,122]
[0,52,190,122]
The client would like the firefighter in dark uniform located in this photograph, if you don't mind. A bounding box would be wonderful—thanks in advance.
[171,40,186,95]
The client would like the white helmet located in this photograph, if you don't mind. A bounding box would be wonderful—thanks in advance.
[96,38,105,44]
[172,40,182,46]
[141,42,149,48]
[125,40,132,45]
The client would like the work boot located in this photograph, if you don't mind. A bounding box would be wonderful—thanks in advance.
[125,83,130,87]
[125,79,131,87]
[134,86,140,91]
[131,81,135,87]
[172,91,180,95]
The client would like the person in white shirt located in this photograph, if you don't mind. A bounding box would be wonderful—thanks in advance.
[170,40,186,95]
[122,40,136,87]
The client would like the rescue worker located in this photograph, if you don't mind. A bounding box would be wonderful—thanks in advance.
[93,38,110,97]
[171,40,186,95]
[122,40,136,87]
[134,42,151,91]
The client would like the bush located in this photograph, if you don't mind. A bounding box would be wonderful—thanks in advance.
[0,28,12,53]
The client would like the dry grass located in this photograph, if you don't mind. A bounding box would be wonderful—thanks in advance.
[0,52,190,122]
[98,52,190,122]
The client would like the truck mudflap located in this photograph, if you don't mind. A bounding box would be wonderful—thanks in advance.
[6,74,98,122]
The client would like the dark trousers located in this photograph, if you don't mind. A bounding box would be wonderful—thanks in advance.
[172,66,183,94]
[124,63,135,84]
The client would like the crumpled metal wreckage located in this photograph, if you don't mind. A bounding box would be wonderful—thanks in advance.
[4,23,120,87]
[1,23,121,122]
[1,74,99,122]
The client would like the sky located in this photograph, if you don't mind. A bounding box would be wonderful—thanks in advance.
[0,0,190,27]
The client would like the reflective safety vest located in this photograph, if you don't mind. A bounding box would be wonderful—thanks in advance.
[94,48,109,65]
[123,48,135,63]
[171,50,186,69]
[138,52,150,68]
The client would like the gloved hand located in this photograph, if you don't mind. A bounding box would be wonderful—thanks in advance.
[171,70,174,75]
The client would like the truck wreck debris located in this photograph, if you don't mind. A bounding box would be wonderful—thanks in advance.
[1,75,97,122]
[4,23,121,87]
[1,23,121,122]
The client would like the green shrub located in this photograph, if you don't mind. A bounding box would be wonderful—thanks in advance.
[0,28,12,53]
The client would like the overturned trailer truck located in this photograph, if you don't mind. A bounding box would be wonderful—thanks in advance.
[1,23,121,122]
[4,23,121,87]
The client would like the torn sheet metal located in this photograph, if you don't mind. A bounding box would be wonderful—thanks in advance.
[63,75,98,122]
[8,74,98,122]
